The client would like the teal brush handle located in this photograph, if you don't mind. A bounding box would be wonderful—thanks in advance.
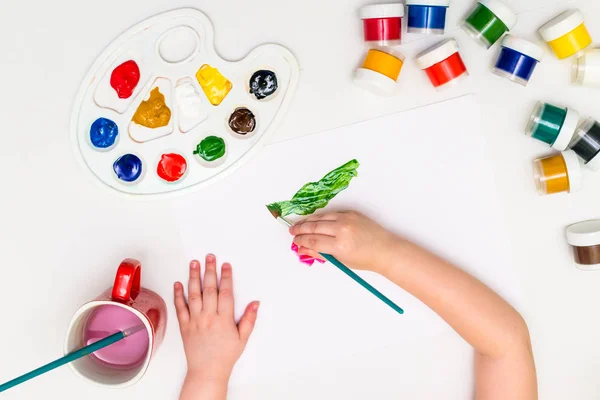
[0,331,125,393]
[320,253,404,315]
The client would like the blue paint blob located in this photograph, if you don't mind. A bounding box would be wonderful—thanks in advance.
[494,47,539,85]
[90,117,119,149]
[406,5,448,34]
[113,154,143,182]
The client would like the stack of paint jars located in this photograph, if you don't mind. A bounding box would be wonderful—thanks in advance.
[538,9,600,88]
[354,3,407,95]
[354,1,470,94]
[526,102,600,196]
[460,0,548,87]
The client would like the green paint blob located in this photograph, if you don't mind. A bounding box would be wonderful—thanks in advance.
[463,3,509,48]
[193,136,226,162]
[527,103,567,146]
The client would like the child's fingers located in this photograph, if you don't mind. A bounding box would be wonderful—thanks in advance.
[173,282,189,325]
[290,221,338,237]
[297,246,326,261]
[188,260,202,314]
[293,234,337,254]
[202,254,218,312]
[301,212,340,222]
[217,263,234,316]
[238,301,260,344]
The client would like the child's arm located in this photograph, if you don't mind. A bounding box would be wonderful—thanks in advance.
[291,211,537,400]
[174,255,260,400]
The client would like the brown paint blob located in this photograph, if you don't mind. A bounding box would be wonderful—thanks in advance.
[132,87,171,128]
[228,108,256,135]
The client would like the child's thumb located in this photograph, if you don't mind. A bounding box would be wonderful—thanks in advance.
[238,301,260,343]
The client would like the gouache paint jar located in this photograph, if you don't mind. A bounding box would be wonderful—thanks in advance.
[416,39,468,90]
[569,118,600,171]
[567,220,600,271]
[493,35,544,86]
[533,150,581,196]
[573,48,600,87]
[360,3,404,46]
[462,0,516,49]
[525,102,579,151]
[539,9,592,60]
[405,0,451,35]
[354,47,405,95]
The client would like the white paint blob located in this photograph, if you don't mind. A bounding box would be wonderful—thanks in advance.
[157,26,199,64]
[175,77,208,132]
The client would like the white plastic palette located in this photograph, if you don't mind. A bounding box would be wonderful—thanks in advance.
[71,8,299,198]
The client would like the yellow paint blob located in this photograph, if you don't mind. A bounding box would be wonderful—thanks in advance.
[547,23,592,59]
[362,49,404,81]
[195,64,232,106]
[132,87,171,128]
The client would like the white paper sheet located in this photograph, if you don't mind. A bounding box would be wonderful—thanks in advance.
[170,95,522,385]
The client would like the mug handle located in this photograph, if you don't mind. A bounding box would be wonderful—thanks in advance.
[112,258,141,302]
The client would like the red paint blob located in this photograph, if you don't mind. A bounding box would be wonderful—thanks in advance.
[110,60,141,99]
[363,17,402,43]
[423,52,467,88]
[157,153,187,182]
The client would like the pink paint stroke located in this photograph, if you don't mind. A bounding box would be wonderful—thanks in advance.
[291,242,326,266]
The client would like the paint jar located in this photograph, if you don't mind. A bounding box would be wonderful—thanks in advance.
[360,3,404,46]
[525,102,579,151]
[539,9,592,60]
[566,220,600,271]
[533,150,581,196]
[493,36,544,86]
[416,39,468,90]
[573,48,600,87]
[354,47,405,95]
[462,0,516,49]
[569,118,600,171]
[405,0,451,35]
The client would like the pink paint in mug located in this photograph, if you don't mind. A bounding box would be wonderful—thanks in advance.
[83,305,150,368]
[64,259,167,387]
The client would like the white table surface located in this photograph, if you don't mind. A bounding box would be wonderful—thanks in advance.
[1,0,599,399]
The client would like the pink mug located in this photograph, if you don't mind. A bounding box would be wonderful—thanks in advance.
[64,259,167,387]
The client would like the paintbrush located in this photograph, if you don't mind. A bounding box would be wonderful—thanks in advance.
[268,208,404,315]
[0,324,146,393]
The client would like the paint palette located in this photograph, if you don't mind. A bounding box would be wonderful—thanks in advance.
[71,8,299,197]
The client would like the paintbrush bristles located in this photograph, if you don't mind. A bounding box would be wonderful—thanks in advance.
[266,205,280,219]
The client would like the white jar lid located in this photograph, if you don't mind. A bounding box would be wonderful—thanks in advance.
[501,35,545,61]
[562,149,582,192]
[539,9,585,42]
[552,107,580,151]
[360,3,405,19]
[567,220,600,247]
[479,0,517,30]
[354,68,398,95]
[406,0,451,6]
[417,38,460,69]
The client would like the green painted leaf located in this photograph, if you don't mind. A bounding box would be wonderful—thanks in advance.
[267,159,359,217]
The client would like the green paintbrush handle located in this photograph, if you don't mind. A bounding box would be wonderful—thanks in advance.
[320,253,404,315]
[0,331,125,393]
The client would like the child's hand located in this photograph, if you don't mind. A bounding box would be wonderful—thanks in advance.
[174,255,259,399]
[289,211,400,275]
